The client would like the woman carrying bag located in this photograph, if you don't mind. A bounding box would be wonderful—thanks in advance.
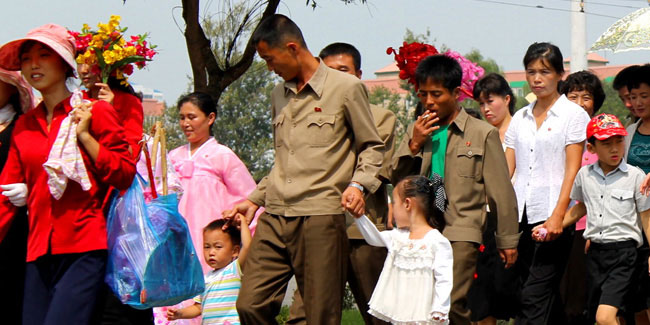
[0,24,135,324]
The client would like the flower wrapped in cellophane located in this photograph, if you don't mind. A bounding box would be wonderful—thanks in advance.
[70,15,157,85]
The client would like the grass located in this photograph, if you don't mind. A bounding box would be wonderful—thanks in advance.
[276,306,365,324]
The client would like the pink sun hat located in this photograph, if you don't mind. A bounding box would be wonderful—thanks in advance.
[0,67,34,113]
[0,23,76,73]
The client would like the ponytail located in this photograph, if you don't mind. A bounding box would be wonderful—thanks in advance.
[397,174,447,231]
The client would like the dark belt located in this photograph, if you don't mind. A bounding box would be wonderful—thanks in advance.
[590,239,637,250]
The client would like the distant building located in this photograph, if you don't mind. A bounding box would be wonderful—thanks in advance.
[132,84,165,116]
[504,53,634,98]
[362,62,409,95]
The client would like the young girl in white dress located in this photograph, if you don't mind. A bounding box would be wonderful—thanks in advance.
[352,174,453,324]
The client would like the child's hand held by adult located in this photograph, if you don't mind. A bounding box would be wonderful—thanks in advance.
[341,183,365,218]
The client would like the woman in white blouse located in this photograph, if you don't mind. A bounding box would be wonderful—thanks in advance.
[504,42,590,324]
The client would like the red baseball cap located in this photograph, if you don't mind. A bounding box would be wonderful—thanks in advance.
[587,113,628,140]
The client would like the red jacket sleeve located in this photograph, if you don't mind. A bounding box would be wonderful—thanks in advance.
[113,91,144,158]
[90,101,136,191]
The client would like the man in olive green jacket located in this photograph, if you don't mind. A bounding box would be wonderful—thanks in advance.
[392,55,519,325]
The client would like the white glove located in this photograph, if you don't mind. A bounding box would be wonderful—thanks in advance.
[1,183,28,207]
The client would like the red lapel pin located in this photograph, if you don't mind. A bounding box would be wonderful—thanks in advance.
[465,141,471,147]
[314,107,322,112]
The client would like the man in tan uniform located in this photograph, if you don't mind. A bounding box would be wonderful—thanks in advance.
[392,55,519,324]
[225,15,384,324]
[287,42,396,325]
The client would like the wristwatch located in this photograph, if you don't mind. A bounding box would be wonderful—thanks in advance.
[348,182,365,193]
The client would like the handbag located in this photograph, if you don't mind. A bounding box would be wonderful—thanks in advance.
[105,124,204,309]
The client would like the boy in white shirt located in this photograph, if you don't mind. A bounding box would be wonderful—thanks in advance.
[535,113,650,325]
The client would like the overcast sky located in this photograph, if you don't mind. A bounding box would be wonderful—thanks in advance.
[3,0,648,103]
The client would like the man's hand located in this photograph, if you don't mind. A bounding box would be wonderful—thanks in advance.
[498,248,518,269]
[222,199,258,230]
[341,184,365,218]
[409,112,440,155]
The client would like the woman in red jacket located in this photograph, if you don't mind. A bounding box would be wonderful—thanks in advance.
[0,24,135,325]
[78,63,143,158]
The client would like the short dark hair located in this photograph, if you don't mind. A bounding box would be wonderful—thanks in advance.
[177,92,217,135]
[203,219,241,246]
[473,73,516,114]
[613,65,640,91]
[523,42,564,75]
[318,42,361,71]
[414,55,462,92]
[587,136,596,146]
[560,71,606,114]
[626,64,650,91]
[251,14,306,48]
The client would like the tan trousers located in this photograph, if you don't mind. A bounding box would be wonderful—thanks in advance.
[236,213,348,324]
[450,241,479,325]
[287,239,389,325]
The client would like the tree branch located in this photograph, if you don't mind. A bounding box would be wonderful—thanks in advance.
[215,0,280,100]
[181,0,222,93]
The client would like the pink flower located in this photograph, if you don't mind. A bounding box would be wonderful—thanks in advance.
[443,50,485,101]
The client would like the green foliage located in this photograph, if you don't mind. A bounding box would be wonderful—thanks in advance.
[200,2,257,69]
[276,305,290,324]
[368,86,409,143]
[598,79,629,122]
[464,48,503,75]
[342,283,357,310]
[214,60,276,181]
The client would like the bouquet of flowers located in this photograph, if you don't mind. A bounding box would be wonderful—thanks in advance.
[70,15,157,85]
[386,42,439,89]
[387,42,484,101]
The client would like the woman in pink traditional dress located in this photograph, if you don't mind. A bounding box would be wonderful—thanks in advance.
[155,92,260,325]
[170,91,260,273]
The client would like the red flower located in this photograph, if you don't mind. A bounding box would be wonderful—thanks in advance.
[386,42,439,90]
[123,64,134,76]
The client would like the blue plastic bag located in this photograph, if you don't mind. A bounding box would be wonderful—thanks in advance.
[105,175,205,309]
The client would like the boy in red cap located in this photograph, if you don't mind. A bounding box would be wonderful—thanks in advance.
[534,113,650,325]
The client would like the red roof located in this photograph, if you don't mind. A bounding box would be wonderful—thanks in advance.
[142,98,164,116]
[563,53,609,63]
[375,62,399,75]
[362,77,408,95]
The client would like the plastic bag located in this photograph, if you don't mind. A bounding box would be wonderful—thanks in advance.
[105,175,205,309]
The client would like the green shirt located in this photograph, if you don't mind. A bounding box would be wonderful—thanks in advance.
[429,125,449,179]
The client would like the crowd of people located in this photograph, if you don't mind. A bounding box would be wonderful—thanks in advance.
[2,12,650,325]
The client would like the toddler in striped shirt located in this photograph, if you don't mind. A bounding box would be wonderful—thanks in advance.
[167,214,252,324]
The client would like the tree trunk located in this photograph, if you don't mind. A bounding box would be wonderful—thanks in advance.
[181,0,280,103]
